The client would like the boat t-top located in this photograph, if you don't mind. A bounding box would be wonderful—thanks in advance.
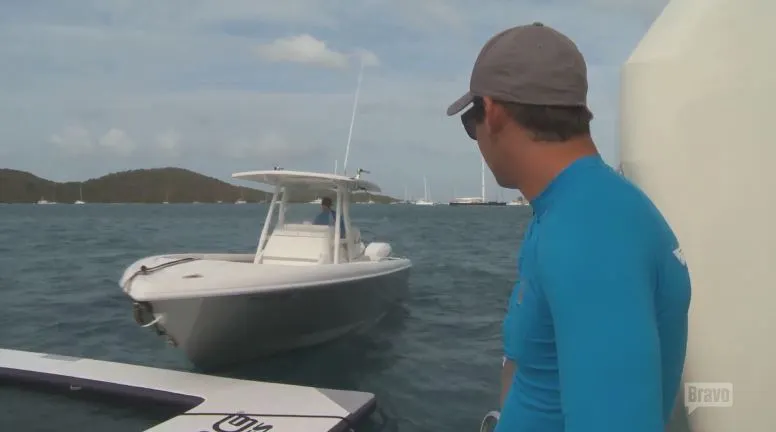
[119,167,412,370]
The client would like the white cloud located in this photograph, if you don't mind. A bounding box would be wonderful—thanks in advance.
[48,125,136,157]
[98,128,135,156]
[226,130,330,164]
[155,129,182,157]
[50,125,93,154]
[254,34,378,69]
[355,49,381,67]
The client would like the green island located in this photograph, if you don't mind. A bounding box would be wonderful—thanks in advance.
[0,167,398,204]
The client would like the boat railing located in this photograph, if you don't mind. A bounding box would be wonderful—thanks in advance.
[122,257,199,292]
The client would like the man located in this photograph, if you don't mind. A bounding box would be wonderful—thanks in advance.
[446,23,691,431]
[313,197,346,236]
[313,197,335,225]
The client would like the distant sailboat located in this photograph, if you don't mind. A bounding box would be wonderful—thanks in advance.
[359,194,376,205]
[74,184,85,205]
[414,176,434,206]
[38,187,57,204]
[449,157,506,206]
[391,185,412,205]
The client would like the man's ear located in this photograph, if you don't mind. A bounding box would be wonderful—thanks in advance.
[482,96,506,137]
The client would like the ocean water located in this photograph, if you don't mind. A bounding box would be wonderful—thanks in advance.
[0,204,690,431]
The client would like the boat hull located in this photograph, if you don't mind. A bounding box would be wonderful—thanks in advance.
[0,348,376,432]
[134,265,410,370]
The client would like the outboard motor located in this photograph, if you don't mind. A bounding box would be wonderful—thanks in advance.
[363,242,392,261]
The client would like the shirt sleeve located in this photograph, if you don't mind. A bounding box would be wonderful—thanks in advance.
[312,211,329,225]
[537,222,664,431]
[503,219,536,361]
[502,283,521,361]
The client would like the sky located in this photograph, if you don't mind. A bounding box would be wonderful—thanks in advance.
[0,0,669,201]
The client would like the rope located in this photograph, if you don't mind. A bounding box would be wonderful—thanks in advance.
[137,257,198,275]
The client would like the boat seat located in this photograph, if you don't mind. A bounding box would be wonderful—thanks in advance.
[261,224,333,265]
[279,223,334,235]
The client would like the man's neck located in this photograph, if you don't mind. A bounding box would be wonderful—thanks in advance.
[516,137,599,201]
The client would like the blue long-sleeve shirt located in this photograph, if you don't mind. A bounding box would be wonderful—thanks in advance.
[497,155,691,432]
[313,209,346,238]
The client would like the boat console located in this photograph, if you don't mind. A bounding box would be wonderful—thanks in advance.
[261,223,332,265]
[261,223,367,265]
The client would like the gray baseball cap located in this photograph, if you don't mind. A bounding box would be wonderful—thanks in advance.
[446,22,589,116]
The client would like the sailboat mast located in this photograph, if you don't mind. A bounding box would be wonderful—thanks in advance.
[481,157,486,202]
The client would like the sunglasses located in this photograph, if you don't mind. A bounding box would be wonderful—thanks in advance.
[460,96,485,140]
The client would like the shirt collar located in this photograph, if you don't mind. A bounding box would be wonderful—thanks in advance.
[530,154,603,218]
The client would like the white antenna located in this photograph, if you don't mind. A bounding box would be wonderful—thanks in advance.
[342,55,365,176]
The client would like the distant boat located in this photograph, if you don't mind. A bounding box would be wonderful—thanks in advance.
[506,197,529,206]
[414,176,435,206]
[38,186,58,204]
[74,184,85,205]
[392,185,412,204]
[450,197,506,206]
[449,157,506,206]
[235,198,247,204]
[355,193,377,205]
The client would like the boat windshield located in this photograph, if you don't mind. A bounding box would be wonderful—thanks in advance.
[278,202,344,227]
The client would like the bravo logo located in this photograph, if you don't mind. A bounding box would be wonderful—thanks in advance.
[684,382,733,414]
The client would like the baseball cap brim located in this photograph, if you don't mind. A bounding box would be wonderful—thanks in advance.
[446,91,474,116]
